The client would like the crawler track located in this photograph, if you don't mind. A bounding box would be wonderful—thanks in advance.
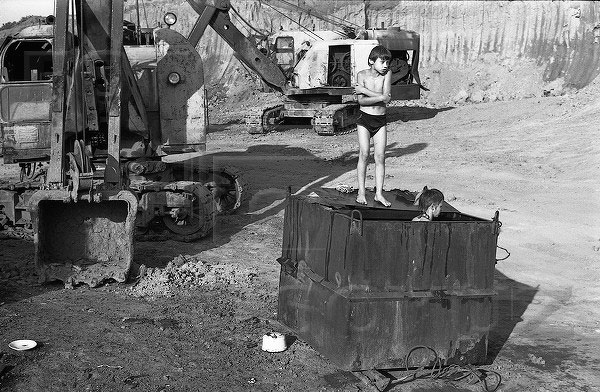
[312,103,360,135]
[244,104,285,134]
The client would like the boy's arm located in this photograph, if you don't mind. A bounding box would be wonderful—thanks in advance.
[358,94,387,106]
[382,68,392,104]
[356,85,382,98]
[354,73,380,98]
[355,72,391,105]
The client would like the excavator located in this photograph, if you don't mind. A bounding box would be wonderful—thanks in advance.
[0,0,424,287]
[200,0,425,135]
[0,0,242,287]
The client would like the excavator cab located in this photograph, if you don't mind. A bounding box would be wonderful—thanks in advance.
[0,25,54,163]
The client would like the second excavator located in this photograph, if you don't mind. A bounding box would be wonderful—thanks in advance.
[185,0,424,135]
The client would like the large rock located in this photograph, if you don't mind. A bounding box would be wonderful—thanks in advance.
[453,89,469,104]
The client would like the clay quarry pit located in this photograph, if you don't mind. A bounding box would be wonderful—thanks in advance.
[1,1,600,391]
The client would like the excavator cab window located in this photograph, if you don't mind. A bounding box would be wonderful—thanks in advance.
[327,45,351,87]
[0,39,52,123]
[139,28,154,45]
[274,36,295,74]
[122,21,154,46]
[2,39,53,82]
[123,20,137,45]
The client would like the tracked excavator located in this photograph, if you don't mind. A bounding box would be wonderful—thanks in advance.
[184,0,424,135]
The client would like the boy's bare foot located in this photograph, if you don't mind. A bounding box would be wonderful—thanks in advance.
[374,194,391,207]
[356,194,368,205]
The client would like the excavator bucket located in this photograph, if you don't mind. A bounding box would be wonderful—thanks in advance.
[28,190,138,288]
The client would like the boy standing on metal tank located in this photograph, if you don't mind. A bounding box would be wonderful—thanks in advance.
[354,45,392,207]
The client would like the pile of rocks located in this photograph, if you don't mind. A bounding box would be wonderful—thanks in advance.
[128,254,258,298]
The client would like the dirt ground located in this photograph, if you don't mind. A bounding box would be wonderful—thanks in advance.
[1,82,600,391]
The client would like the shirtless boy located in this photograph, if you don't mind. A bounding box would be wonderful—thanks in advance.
[354,45,392,207]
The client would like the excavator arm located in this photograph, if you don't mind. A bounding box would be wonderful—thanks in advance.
[2,0,253,287]
[185,0,287,92]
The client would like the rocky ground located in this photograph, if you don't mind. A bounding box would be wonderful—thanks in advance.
[1,76,600,391]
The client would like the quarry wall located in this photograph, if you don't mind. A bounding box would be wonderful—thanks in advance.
[128,0,600,103]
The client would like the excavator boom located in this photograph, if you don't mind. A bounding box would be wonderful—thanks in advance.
[32,0,139,287]
[186,0,287,92]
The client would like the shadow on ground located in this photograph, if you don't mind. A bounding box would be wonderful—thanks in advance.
[487,270,538,364]
[0,236,64,304]
[0,140,427,293]
[133,142,427,268]
[331,142,428,164]
[388,105,454,123]
[318,270,537,391]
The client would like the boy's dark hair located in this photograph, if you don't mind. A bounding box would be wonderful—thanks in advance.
[415,186,444,212]
[368,45,391,64]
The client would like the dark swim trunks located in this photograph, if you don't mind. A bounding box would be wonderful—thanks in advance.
[356,110,387,137]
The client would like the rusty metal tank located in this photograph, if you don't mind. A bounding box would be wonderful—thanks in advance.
[277,188,500,371]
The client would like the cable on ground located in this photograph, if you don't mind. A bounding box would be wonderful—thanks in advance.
[387,346,502,392]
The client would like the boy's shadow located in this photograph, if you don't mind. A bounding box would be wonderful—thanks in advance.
[333,142,427,164]
[387,105,454,123]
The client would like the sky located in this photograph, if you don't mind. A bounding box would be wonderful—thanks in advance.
[0,0,55,26]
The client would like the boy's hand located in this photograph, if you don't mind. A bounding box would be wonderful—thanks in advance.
[354,85,366,95]
[382,93,392,104]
